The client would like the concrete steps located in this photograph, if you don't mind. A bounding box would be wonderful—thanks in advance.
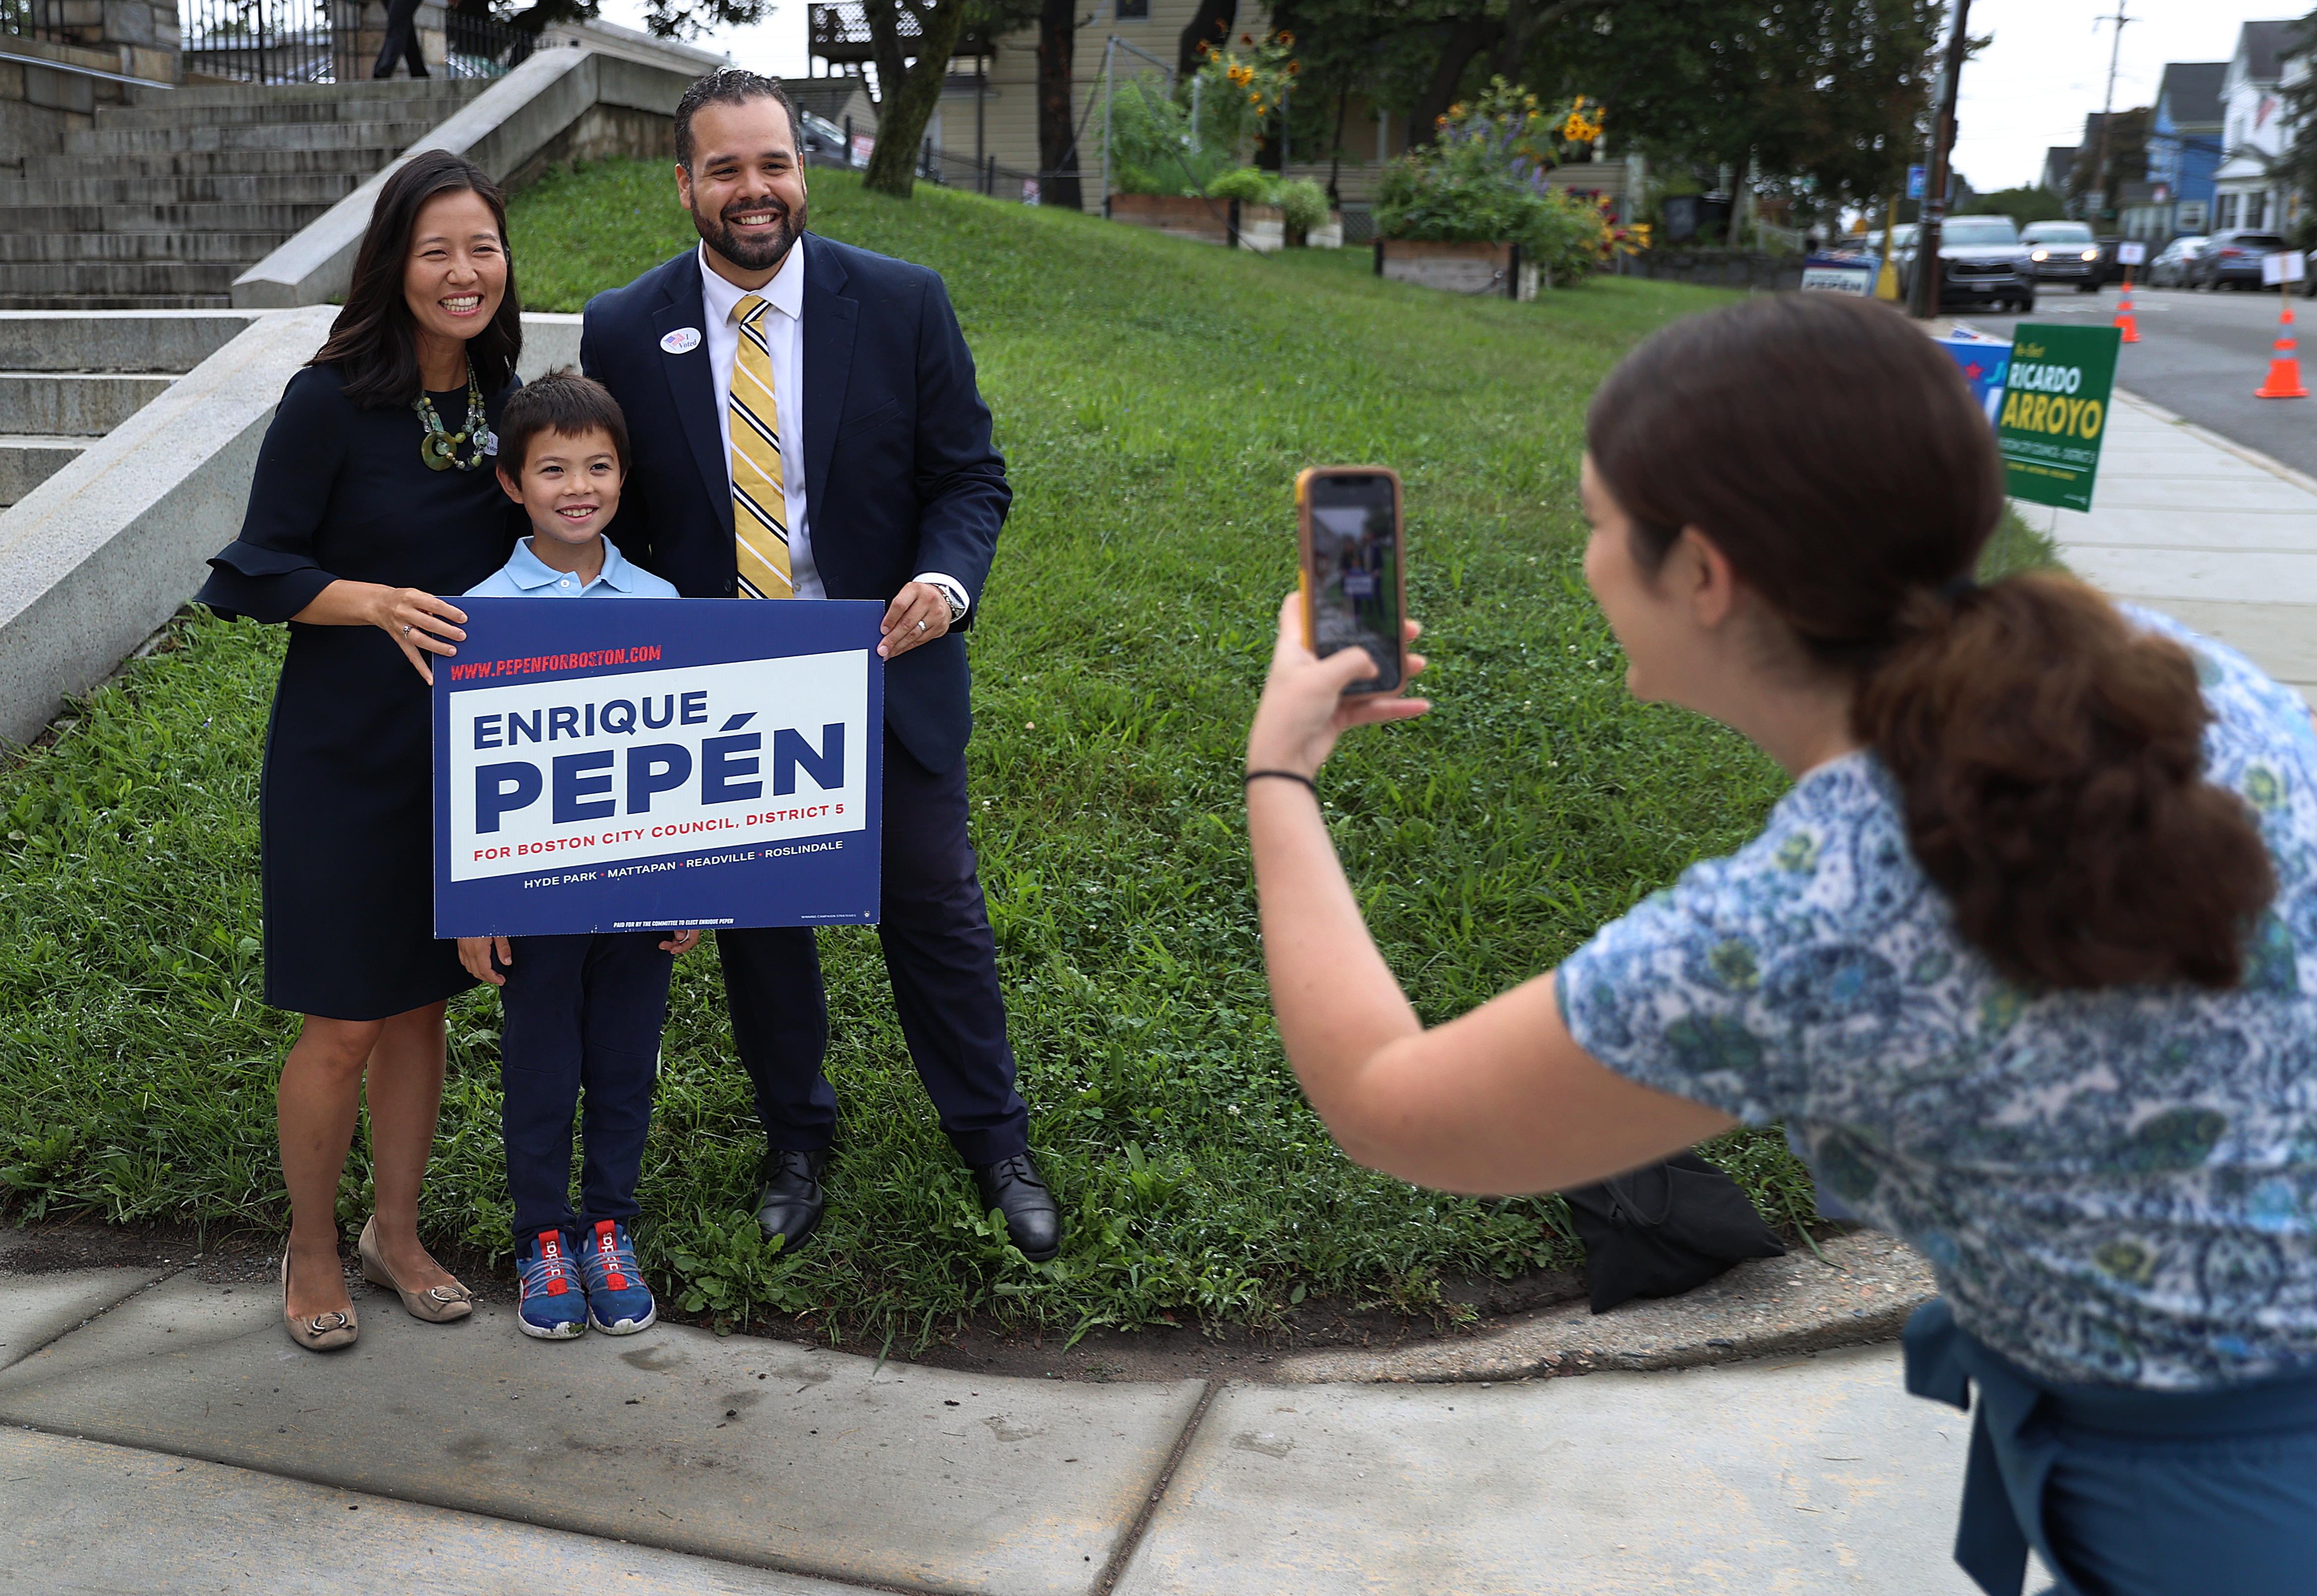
[0,310,262,503]
[62,120,461,157]
[12,80,489,311]
[0,437,85,507]
[96,91,484,130]
[0,373,179,434]
[0,202,342,235]
[0,234,308,264]
[0,264,246,300]
[0,174,362,207]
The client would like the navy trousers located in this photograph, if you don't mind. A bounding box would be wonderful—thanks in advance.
[715,727,1027,1167]
[1905,1298,2317,1596]
[497,932,673,1239]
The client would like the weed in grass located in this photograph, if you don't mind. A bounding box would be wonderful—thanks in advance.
[0,165,2060,1342]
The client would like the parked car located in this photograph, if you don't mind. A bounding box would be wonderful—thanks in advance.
[2020,221,2105,291]
[2191,231,2291,290]
[1894,215,2037,311]
[2148,235,2210,288]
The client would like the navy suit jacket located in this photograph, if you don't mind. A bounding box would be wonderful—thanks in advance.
[579,235,1010,775]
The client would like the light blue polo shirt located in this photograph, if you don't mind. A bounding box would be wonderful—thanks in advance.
[463,535,677,599]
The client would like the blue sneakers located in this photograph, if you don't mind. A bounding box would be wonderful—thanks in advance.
[580,1218,656,1335]
[516,1228,588,1340]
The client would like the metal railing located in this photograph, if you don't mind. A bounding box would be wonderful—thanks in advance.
[176,0,533,85]
[915,140,1040,201]
[183,0,335,82]
[0,0,70,46]
[806,1,986,67]
[443,8,532,79]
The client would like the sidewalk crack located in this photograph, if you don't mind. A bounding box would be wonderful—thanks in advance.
[1094,1378,1218,1595]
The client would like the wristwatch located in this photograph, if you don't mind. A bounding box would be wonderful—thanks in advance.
[929,580,967,626]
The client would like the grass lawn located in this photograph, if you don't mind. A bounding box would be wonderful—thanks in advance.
[0,167,2056,1347]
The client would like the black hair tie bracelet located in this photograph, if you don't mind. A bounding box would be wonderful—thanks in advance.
[1244,769,1319,795]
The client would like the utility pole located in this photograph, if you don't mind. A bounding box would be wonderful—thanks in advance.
[2089,0,2132,226]
[1908,0,1972,318]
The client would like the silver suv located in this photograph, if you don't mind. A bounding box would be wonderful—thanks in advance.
[2020,221,2104,291]
[1887,217,2037,312]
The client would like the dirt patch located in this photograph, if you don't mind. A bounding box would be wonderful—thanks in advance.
[0,1218,1923,1387]
[0,1216,1589,1383]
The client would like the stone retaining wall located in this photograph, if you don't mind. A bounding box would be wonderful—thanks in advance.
[1620,249,1803,292]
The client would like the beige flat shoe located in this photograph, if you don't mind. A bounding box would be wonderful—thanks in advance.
[281,1248,357,1352]
[358,1215,473,1323]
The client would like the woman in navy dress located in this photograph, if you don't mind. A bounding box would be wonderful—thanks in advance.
[200,151,528,1350]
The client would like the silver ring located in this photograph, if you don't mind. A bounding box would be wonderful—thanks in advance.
[916,619,927,632]
[401,623,412,637]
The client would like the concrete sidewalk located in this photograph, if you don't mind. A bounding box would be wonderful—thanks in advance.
[0,1262,1996,1595]
[2015,384,2317,707]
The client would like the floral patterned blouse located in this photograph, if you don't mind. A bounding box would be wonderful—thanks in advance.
[1558,609,2317,1390]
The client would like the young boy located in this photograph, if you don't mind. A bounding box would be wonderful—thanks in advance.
[457,369,695,1341]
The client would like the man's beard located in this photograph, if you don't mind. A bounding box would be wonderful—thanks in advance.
[693,194,805,272]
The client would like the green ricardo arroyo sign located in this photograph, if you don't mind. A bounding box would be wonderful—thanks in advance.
[1997,323,2121,512]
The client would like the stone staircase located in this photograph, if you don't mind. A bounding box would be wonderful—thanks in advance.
[0,311,263,507]
[0,80,492,310]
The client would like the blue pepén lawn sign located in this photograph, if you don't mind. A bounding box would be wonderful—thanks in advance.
[1801,253,1876,296]
[432,599,885,938]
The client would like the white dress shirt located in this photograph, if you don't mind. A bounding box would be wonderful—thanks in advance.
[695,242,968,617]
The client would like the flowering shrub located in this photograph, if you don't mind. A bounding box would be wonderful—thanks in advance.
[1192,29,1300,155]
[1108,29,1303,198]
[1373,79,1624,288]
[1107,77,1237,196]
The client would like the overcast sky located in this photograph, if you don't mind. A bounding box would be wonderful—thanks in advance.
[593,0,807,81]
[1953,1,2296,192]
[592,0,2292,195]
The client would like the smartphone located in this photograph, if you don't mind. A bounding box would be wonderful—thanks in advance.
[1297,466,1407,694]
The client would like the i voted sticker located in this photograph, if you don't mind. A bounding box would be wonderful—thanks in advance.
[659,326,703,355]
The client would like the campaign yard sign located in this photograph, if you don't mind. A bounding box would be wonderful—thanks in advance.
[1800,253,1875,296]
[432,599,884,938]
[1997,323,2121,513]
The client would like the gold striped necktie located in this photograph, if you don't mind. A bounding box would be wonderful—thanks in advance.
[728,293,793,599]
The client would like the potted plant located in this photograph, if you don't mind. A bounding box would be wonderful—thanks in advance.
[1373,80,1621,296]
[1106,31,1336,250]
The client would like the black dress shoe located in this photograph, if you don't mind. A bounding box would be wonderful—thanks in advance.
[971,1152,1061,1262]
[756,1148,830,1250]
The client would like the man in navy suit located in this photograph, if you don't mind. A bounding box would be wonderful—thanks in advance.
[580,68,1059,1261]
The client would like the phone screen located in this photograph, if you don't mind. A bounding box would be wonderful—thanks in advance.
[1307,472,1402,692]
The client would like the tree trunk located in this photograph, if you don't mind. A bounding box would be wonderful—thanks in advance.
[1487,0,1582,86]
[1409,13,1500,147]
[1038,0,1081,211]
[863,0,972,198]
[1177,0,1235,81]
[865,0,908,107]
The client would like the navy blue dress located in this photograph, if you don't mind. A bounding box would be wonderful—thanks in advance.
[200,362,524,1021]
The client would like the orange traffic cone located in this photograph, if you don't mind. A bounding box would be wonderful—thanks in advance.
[2115,280,2140,344]
[2258,303,2309,400]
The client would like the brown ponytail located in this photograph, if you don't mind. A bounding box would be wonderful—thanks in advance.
[1586,293,2274,991]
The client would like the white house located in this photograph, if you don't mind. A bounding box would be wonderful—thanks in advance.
[2212,19,2300,233]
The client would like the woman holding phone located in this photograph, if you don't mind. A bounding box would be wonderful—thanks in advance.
[199,151,527,1350]
[1246,293,2317,1593]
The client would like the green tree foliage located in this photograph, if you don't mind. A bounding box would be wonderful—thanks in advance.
[2070,106,2151,221]
[1274,0,1936,212]
[1561,0,1938,210]
[1960,185,2069,228]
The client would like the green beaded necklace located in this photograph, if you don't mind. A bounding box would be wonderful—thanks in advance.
[413,360,495,472]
